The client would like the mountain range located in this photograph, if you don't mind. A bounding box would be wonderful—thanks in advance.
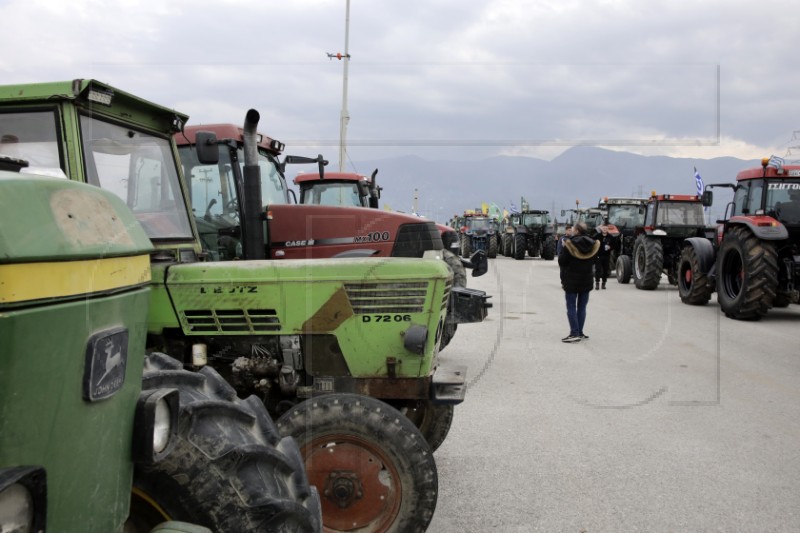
[353,147,762,224]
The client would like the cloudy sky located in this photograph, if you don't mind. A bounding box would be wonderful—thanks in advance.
[3,0,799,167]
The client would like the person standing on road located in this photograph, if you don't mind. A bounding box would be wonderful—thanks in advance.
[593,225,614,290]
[556,224,572,256]
[558,222,600,343]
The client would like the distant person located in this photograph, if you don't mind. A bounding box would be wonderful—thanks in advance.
[558,222,600,343]
[593,225,614,289]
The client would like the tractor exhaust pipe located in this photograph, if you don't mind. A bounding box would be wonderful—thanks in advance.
[242,109,265,260]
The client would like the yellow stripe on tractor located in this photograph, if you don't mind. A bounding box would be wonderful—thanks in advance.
[0,255,151,304]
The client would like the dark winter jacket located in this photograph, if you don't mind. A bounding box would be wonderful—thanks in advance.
[558,235,600,292]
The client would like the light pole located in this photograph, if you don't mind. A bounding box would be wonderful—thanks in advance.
[336,0,351,172]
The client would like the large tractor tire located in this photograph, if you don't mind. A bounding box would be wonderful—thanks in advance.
[716,226,778,320]
[633,235,663,290]
[502,234,512,256]
[513,234,526,260]
[460,236,472,258]
[677,246,713,305]
[541,235,557,260]
[389,400,454,453]
[276,394,438,533]
[129,352,321,533]
[487,235,498,258]
[616,255,632,284]
[440,249,466,351]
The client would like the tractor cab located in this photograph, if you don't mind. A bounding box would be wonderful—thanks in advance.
[642,193,706,238]
[294,170,380,209]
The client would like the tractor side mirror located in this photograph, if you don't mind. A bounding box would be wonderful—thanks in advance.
[702,190,713,207]
[195,132,219,165]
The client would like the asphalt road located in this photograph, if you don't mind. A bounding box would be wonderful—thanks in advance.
[428,254,800,533]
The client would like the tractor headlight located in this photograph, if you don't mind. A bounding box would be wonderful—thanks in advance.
[0,466,46,533]
[133,389,179,464]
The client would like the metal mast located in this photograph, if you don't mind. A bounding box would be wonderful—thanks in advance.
[338,0,351,172]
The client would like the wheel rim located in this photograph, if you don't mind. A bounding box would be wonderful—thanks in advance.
[721,248,744,298]
[302,434,401,533]
[679,259,692,291]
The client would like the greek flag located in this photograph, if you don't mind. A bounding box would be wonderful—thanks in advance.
[694,167,704,197]
[509,201,519,214]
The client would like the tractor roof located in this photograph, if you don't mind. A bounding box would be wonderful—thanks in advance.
[601,197,648,205]
[520,209,549,214]
[736,164,800,181]
[293,172,367,185]
[649,194,701,202]
[175,123,284,154]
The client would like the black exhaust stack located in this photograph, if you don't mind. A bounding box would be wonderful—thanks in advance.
[242,109,265,259]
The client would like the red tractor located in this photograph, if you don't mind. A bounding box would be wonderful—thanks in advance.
[679,157,800,319]
[631,193,710,290]
[175,124,488,349]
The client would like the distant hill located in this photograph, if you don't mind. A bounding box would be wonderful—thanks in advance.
[352,147,759,224]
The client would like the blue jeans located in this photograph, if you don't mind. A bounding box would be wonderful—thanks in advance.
[565,291,590,336]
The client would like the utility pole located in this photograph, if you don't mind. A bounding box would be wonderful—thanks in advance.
[334,0,351,172]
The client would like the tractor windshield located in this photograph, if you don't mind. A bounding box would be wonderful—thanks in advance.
[467,218,491,231]
[607,205,645,228]
[80,115,193,240]
[522,213,547,226]
[765,180,800,225]
[655,201,705,226]
[301,181,363,207]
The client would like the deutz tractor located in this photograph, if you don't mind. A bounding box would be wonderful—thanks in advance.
[598,197,648,283]
[678,157,800,319]
[174,124,488,351]
[0,159,320,532]
[631,193,710,290]
[505,209,557,260]
[459,212,499,258]
[0,79,483,532]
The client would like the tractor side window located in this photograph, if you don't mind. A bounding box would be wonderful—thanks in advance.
[745,180,764,214]
[644,204,655,226]
[732,183,749,216]
[80,115,193,240]
[0,111,64,177]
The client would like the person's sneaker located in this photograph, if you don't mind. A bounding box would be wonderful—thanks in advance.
[601,283,606,289]
[595,281,600,290]
[580,334,590,339]
[562,335,581,343]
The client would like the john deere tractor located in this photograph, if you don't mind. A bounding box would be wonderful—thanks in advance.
[0,157,320,532]
[0,79,489,533]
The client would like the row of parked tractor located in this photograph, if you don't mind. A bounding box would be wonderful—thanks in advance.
[0,79,492,533]
[449,209,559,261]
[453,154,800,322]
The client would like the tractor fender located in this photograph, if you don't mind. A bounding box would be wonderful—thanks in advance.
[727,216,788,240]
[683,237,715,275]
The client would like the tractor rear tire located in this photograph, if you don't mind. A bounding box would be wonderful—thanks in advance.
[440,250,466,350]
[678,246,713,305]
[541,235,557,260]
[502,234,512,256]
[633,235,663,290]
[616,255,632,284]
[716,226,778,320]
[390,400,454,453]
[461,236,472,258]
[129,352,321,533]
[488,235,498,258]
[276,394,438,533]
[513,234,526,260]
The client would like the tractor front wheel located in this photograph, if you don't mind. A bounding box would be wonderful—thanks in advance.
[633,235,663,290]
[513,234,526,260]
[678,246,713,305]
[128,353,321,533]
[616,255,632,284]
[541,235,557,260]
[460,236,472,258]
[488,235,498,258]
[277,394,438,533]
[390,400,454,453]
[716,226,778,320]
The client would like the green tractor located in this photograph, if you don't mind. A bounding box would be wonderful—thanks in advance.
[0,159,320,532]
[0,79,488,532]
[504,209,557,260]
